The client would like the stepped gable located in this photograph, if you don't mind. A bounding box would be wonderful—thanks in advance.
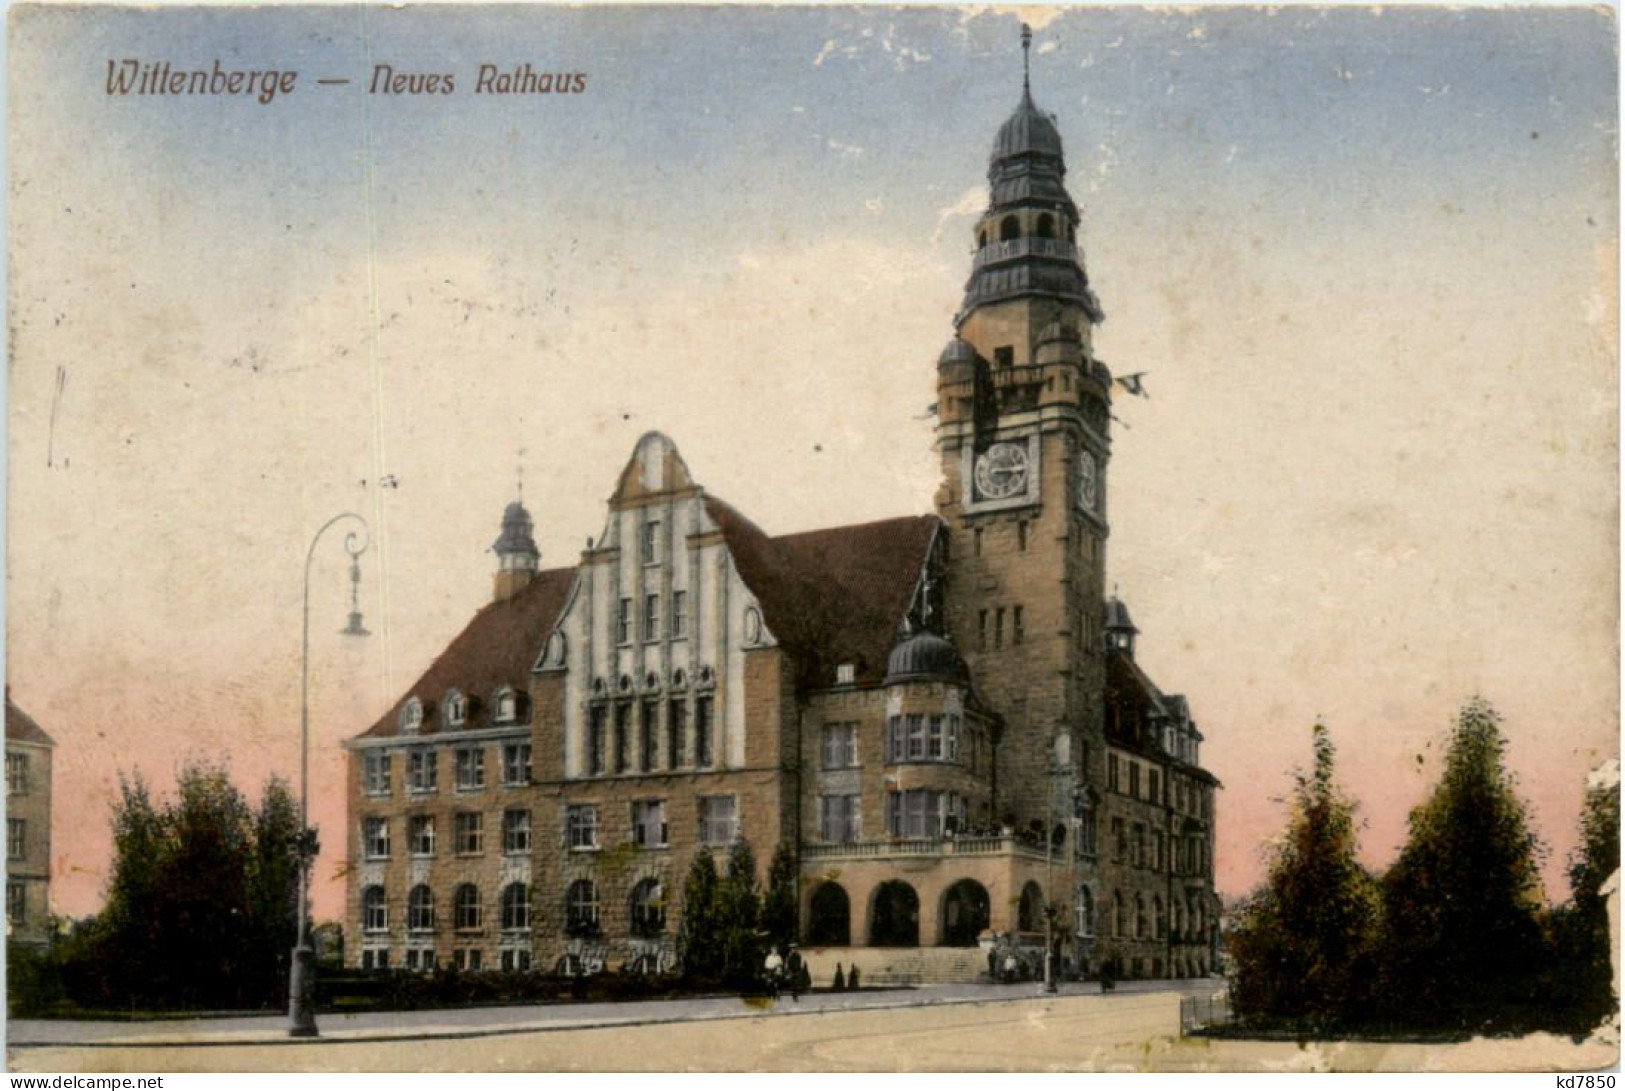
[357,566,574,739]
[703,496,939,688]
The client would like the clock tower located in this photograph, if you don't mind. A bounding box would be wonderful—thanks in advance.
[934,25,1115,827]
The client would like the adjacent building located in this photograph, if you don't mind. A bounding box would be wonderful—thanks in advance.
[344,42,1219,981]
[6,696,55,947]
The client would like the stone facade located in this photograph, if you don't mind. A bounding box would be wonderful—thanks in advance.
[342,46,1220,981]
[6,699,55,948]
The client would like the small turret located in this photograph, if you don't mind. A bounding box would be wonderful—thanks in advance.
[1104,597,1138,659]
[492,500,540,603]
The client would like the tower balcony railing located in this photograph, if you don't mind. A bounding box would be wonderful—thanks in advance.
[801,833,1051,862]
[971,237,1080,269]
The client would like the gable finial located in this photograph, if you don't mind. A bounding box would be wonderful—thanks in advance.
[1021,23,1032,95]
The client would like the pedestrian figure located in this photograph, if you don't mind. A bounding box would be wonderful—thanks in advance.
[848,964,860,990]
[1003,950,1019,984]
[785,944,805,1002]
[763,945,785,999]
[833,963,846,990]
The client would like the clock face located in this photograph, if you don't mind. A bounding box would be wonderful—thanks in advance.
[974,442,1029,500]
[1078,450,1099,511]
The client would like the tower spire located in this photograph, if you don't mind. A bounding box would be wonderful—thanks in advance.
[1021,22,1032,97]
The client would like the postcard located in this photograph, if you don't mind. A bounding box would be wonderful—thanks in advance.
[4,2,1618,1075]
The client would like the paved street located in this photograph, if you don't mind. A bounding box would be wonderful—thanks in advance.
[8,979,1612,1072]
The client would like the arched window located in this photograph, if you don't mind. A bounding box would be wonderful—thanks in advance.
[1136,895,1148,939]
[362,885,387,933]
[1153,896,1165,940]
[566,879,599,936]
[494,687,518,723]
[629,878,665,937]
[1113,892,1126,938]
[454,883,482,931]
[401,697,424,735]
[407,884,435,932]
[1036,213,1056,239]
[1076,886,1094,938]
[501,882,530,931]
[444,690,466,728]
[999,215,1019,242]
[978,229,988,248]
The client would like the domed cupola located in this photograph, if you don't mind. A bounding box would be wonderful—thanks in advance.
[492,499,540,603]
[1104,596,1139,658]
[937,336,979,384]
[992,87,1064,163]
[885,629,970,687]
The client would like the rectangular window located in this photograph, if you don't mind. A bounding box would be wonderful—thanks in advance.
[1133,823,1146,869]
[362,816,390,859]
[1154,830,1166,873]
[566,804,599,850]
[363,752,391,795]
[614,702,631,774]
[946,715,961,762]
[1079,807,1098,857]
[409,750,438,793]
[6,753,29,795]
[1018,521,1028,551]
[617,598,632,644]
[994,346,1014,369]
[927,715,944,760]
[886,790,963,838]
[455,812,483,855]
[906,714,926,760]
[589,705,606,776]
[835,663,856,685]
[1112,817,1126,863]
[822,723,858,769]
[632,800,668,848]
[641,521,660,565]
[502,743,532,787]
[973,528,983,557]
[994,607,1005,649]
[644,594,660,641]
[7,819,24,860]
[456,748,486,791]
[7,882,22,925]
[640,698,658,772]
[699,795,737,845]
[1149,769,1161,805]
[820,795,860,842]
[503,808,531,854]
[667,699,687,769]
[978,609,988,651]
[1129,763,1141,801]
[1013,605,1025,646]
[695,696,714,768]
[1107,754,1120,792]
[409,815,435,857]
[671,590,688,638]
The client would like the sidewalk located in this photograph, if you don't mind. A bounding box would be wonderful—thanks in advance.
[8,978,1227,1050]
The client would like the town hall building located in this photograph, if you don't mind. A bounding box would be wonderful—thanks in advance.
[344,39,1219,983]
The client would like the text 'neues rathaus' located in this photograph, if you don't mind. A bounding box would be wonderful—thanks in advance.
[344,33,1221,985]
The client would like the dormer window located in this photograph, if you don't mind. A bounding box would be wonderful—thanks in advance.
[401,697,424,735]
[835,663,856,686]
[445,690,466,729]
[493,688,518,724]
[641,521,660,565]
[744,607,763,645]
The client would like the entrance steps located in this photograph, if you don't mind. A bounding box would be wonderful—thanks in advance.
[798,946,988,987]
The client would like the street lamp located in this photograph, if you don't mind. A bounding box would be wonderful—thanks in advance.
[289,512,370,1039]
[1043,731,1072,995]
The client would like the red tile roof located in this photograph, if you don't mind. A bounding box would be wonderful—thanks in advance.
[355,499,940,740]
[705,497,939,688]
[1105,651,1216,784]
[6,700,55,747]
[355,567,574,740]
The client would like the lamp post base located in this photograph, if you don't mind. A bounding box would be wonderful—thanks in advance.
[288,943,320,1038]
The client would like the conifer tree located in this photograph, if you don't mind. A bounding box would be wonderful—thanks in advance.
[1229,723,1380,1030]
[718,838,761,988]
[1380,697,1546,1030]
[676,848,722,983]
[762,840,799,952]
